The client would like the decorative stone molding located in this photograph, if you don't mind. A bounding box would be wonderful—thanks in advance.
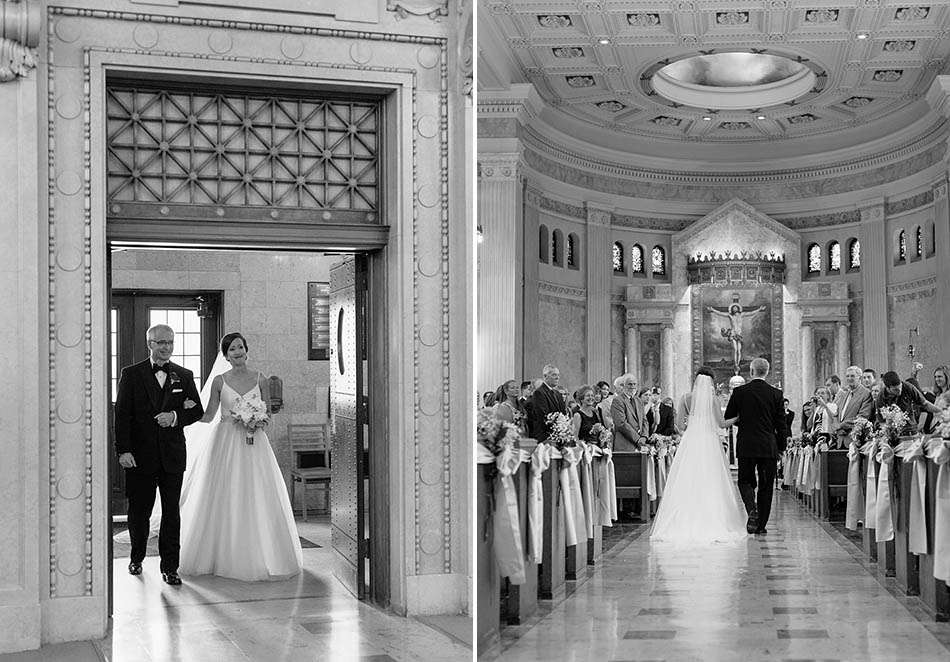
[525,189,586,219]
[0,0,40,82]
[778,210,861,229]
[885,189,933,216]
[538,280,586,301]
[798,281,851,323]
[478,152,522,181]
[886,275,937,294]
[387,0,448,20]
[612,213,691,231]
[586,204,612,227]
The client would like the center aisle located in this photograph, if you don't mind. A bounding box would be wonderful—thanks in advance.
[491,490,950,661]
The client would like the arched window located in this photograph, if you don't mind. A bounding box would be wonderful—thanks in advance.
[915,225,923,258]
[898,230,906,261]
[539,225,549,263]
[848,238,860,271]
[652,245,666,275]
[612,241,625,274]
[567,233,579,268]
[828,241,841,272]
[807,243,821,274]
[552,229,564,266]
[631,244,644,274]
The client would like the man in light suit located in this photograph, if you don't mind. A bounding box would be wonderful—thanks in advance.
[833,365,875,448]
[611,373,648,451]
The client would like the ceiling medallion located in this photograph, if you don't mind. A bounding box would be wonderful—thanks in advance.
[842,96,873,107]
[596,100,626,112]
[538,14,571,28]
[788,113,817,124]
[652,116,682,127]
[566,75,595,88]
[805,9,839,23]
[716,11,749,25]
[720,121,751,130]
[873,69,902,82]
[649,52,818,110]
[627,13,660,27]
[552,46,584,58]
[894,6,929,21]
[883,40,916,52]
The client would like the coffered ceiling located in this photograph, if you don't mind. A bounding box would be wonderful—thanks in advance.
[478,1,950,159]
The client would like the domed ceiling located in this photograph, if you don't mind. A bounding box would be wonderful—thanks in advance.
[479,1,950,160]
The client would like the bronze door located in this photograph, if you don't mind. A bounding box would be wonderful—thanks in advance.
[329,256,369,599]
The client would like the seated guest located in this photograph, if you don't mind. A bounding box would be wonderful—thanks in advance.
[527,366,567,442]
[861,368,877,390]
[875,370,941,436]
[824,375,841,401]
[807,386,838,435]
[646,387,676,436]
[492,379,527,436]
[833,365,874,446]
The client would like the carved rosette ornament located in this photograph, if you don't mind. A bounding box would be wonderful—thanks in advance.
[387,0,448,20]
[0,0,40,82]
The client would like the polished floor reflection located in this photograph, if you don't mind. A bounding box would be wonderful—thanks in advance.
[491,491,950,661]
[101,519,471,662]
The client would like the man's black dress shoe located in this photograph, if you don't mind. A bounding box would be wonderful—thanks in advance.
[128,562,142,576]
[755,528,768,535]
[162,572,182,585]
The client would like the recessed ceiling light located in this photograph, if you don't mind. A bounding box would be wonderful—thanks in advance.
[857,33,868,40]
[702,116,712,121]
[599,37,611,45]
[757,115,766,120]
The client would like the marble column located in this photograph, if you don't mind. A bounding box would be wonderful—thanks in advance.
[661,323,674,397]
[625,323,640,377]
[477,153,523,392]
[933,180,950,354]
[801,322,815,396]
[836,321,851,377]
[586,205,612,384]
[859,203,888,371]
[0,15,41,651]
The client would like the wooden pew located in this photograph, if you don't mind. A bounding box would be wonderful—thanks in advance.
[476,463,500,654]
[503,452,538,625]
[612,451,651,523]
[818,449,849,520]
[918,458,950,621]
[861,455,878,563]
[893,458,919,596]
[539,459,566,601]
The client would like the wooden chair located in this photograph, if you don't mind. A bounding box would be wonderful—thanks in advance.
[288,423,330,521]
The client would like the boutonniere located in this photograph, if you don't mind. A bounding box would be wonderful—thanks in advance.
[169,372,181,385]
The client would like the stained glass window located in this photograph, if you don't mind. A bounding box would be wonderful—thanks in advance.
[631,244,643,273]
[915,226,923,257]
[652,246,666,275]
[613,242,624,273]
[829,241,840,272]
[898,230,906,261]
[567,234,577,267]
[807,243,821,273]
[849,239,860,269]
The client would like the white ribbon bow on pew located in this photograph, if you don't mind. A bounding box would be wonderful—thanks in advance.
[845,442,863,530]
[643,446,657,501]
[590,445,617,527]
[896,437,929,555]
[577,443,595,540]
[860,439,879,530]
[492,446,527,584]
[528,443,553,564]
[559,446,583,547]
[926,437,950,584]
[874,442,895,543]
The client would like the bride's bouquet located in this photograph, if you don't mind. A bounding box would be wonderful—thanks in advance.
[545,412,576,451]
[230,393,269,445]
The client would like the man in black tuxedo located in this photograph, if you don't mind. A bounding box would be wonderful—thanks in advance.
[527,365,567,442]
[724,357,786,535]
[114,324,204,585]
[645,388,676,437]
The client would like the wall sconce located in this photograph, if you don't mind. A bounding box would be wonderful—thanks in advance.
[476,224,484,244]
[268,375,283,414]
[194,295,214,319]
[907,326,919,358]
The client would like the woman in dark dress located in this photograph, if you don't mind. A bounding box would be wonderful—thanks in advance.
[572,384,605,444]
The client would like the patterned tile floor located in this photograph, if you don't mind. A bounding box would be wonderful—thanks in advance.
[489,489,950,662]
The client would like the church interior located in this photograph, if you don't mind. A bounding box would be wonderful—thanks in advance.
[477,1,950,660]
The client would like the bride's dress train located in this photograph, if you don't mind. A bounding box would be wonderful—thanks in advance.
[650,374,747,544]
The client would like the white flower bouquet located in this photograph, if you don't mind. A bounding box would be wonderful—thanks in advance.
[230,392,269,444]
[545,411,576,451]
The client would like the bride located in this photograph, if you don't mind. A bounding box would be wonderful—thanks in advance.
[650,367,747,544]
[117,332,303,581]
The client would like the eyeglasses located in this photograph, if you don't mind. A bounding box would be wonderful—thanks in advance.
[149,339,174,347]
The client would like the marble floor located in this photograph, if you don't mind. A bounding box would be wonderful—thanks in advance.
[490,490,950,662]
[1,518,471,662]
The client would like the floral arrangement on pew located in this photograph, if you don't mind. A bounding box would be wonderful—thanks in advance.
[849,417,874,447]
[649,433,677,455]
[544,411,577,452]
[876,405,910,446]
[584,421,613,450]
[936,401,950,440]
[477,408,521,466]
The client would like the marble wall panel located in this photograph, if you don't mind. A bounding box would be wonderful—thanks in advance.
[537,295,586,390]
[851,297,866,370]
[610,304,625,382]
[887,284,941,380]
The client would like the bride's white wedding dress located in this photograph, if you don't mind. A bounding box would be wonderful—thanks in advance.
[178,374,303,580]
[650,374,747,544]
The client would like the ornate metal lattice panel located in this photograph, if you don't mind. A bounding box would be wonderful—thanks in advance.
[106,84,379,220]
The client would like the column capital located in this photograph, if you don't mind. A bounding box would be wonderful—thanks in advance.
[585,203,613,227]
[836,320,851,328]
[934,180,948,201]
[0,0,40,83]
[926,75,950,119]
[801,320,815,328]
[624,322,640,332]
[478,151,523,182]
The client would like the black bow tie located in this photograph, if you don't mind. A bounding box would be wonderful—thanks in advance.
[152,363,167,374]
